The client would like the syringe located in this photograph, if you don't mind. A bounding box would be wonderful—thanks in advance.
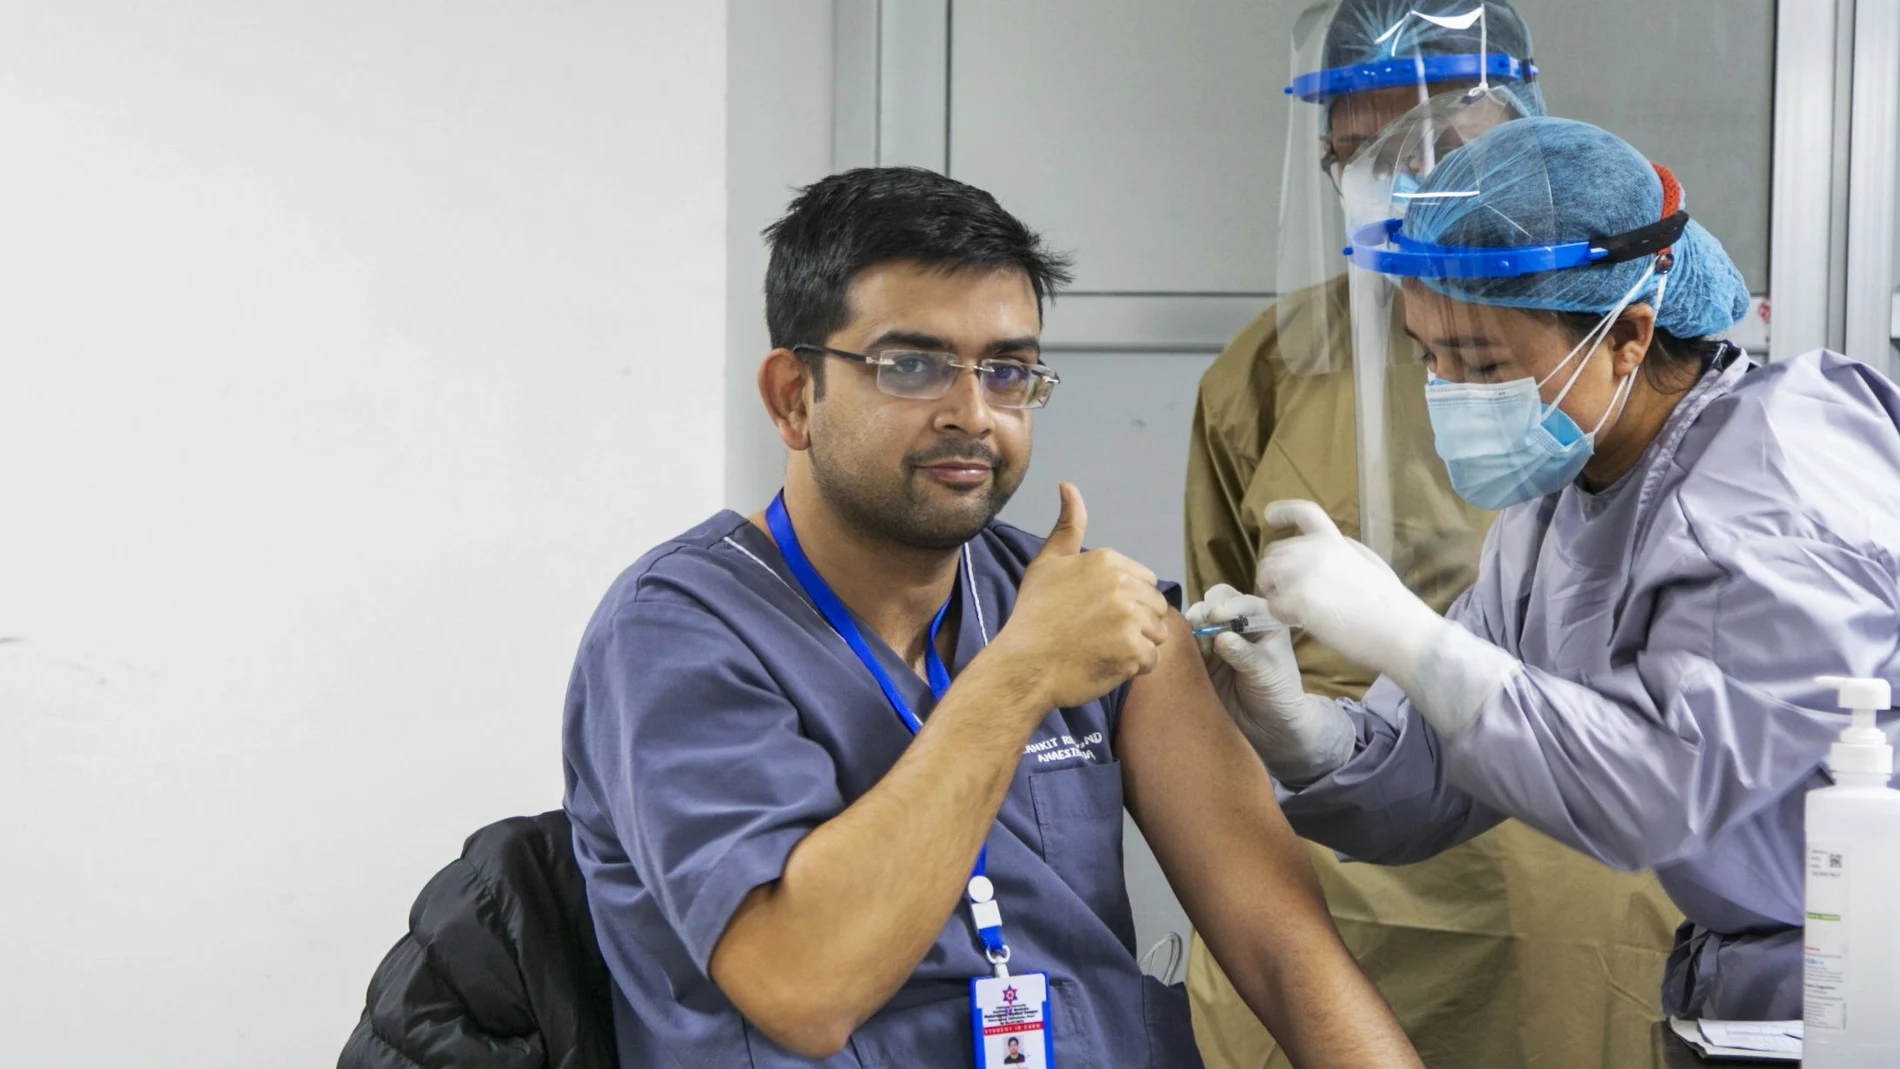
[1190,615,1278,638]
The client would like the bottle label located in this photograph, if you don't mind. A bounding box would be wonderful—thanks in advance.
[1804,844,1850,1031]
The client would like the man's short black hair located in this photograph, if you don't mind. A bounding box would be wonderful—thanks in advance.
[762,167,1073,387]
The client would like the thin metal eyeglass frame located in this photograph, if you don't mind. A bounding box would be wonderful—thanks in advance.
[791,344,1060,409]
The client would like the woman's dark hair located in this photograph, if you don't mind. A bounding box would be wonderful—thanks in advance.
[1553,310,1726,396]
[762,167,1073,394]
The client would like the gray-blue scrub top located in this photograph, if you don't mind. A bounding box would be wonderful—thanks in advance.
[563,511,1201,1068]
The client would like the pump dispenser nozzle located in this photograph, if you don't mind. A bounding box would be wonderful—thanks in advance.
[1816,675,1894,782]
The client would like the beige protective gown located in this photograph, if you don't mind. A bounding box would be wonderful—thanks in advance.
[1183,278,1681,1069]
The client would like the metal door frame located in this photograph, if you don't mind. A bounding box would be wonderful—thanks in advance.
[1844,0,1900,370]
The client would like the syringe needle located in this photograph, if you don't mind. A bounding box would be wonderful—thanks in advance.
[1190,615,1278,638]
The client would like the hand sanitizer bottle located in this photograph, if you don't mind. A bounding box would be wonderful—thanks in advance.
[1804,675,1900,1066]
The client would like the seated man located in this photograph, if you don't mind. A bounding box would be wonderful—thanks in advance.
[562,166,1421,1069]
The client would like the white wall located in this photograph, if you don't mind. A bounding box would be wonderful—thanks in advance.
[0,3,726,1066]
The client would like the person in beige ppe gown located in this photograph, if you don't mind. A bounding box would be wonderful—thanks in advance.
[1180,5,1678,1065]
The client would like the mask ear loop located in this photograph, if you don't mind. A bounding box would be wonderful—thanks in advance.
[1587,349,1641,438]
[1540,259,1657,416]
[1582,253,1672,438]
[1550,164,1681,433]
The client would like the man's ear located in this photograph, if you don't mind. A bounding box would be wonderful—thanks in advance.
[759,348,816,451]
[1607,301,1657,378]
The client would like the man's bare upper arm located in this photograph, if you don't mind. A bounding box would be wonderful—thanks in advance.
[1118,613,1283,846]
[1115,614,1329,957]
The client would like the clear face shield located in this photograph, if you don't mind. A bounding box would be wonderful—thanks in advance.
[1335,85,1535,602]
[1342,94,1688,526]
[1270,4,1361,380]
[1269,2,1541,610]
[1274,0,1541,379]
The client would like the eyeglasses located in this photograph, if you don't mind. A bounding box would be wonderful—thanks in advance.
[793,344,1060,409]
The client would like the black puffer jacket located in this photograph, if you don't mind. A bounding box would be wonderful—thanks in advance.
[339,810,618,1069]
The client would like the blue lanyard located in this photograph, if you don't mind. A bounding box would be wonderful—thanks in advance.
[766,494,955,735]
[765,493,1007,961]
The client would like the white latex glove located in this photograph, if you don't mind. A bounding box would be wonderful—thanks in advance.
[1256,499,1517,738]
[1254,500,1445,690]
[1184,583,1354,784]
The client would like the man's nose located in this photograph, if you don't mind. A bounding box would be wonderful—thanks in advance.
[934,364,996,436]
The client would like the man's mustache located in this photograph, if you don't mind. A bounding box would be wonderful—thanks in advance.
[907,442,1006,470]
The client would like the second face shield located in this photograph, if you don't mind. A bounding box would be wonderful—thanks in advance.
[1273,2,1541,608]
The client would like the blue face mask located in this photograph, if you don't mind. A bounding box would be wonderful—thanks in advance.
[1424,267,1658,509]
[1425,374,1607,509]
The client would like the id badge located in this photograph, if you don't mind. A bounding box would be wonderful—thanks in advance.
[970,971,1053,1068]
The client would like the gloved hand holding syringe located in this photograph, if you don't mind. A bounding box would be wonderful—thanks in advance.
[1180,504,1364,785]
[1186,583,1288,637]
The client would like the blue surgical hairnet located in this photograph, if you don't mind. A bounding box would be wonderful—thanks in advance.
[1401,117,1750,339]
[1320,0,1546,117]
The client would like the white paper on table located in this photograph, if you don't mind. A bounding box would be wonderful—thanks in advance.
[1667,1017,1802,1061]
[1699,1020,1803,1053]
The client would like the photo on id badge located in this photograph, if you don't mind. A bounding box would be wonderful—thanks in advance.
[972,972,1051,1068]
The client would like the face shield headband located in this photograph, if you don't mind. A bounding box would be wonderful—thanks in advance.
[1346,205,1688,278]
[1289,51,1536,103]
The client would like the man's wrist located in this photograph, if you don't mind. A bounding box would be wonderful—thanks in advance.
[958,640,1053,724]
